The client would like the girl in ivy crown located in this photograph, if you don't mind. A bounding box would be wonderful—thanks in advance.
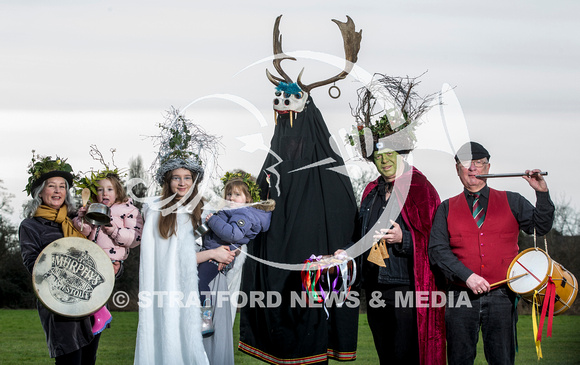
[74,171,143,277]
[72,154,144,335]
[198,170,274,301]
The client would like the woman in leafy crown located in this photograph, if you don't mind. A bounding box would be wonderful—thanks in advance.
[19,152,103,364]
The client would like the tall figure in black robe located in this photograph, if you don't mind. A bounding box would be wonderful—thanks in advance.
[239,96,359,363]
[239,16,362,363]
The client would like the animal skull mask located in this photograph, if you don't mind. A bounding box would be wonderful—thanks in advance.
[273,82,308,113]
[265,15,362,127]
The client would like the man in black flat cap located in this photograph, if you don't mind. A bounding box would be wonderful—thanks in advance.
[428,141,555,365]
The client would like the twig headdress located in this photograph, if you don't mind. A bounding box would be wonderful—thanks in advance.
[349,73,438,159]
[152,107,221,185]
[76,145,125,197]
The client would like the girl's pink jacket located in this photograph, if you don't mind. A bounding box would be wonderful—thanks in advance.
[73,199,143,261]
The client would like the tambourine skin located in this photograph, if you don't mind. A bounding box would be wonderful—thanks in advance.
[32,237,115,317]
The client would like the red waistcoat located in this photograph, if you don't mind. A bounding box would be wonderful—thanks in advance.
[448,188,519,285]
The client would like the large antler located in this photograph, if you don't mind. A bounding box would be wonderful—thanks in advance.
[266,15,297,86]
[297,16,362,93]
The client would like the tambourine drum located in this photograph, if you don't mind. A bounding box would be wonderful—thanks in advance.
[507,247,578,315]
[32,237,115,317]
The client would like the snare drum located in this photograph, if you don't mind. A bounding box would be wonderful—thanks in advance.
[32,237,115,317]
[507,248,578,315]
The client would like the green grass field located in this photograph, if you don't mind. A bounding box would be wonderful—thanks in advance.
[0,310,579,364]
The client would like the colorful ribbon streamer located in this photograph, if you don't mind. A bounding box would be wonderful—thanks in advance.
[537,277,556,341]
[533,276,557,359]
[532,290,542,359]
[301,254,357,318]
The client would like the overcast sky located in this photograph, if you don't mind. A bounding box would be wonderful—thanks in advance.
[1,0,579,225]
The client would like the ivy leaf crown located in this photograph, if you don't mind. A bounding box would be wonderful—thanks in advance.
[76,169,125,198]
[350,109,412,144]
[25,150,75,195]
[221,171,261,203]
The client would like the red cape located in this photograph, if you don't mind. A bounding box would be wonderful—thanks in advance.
[362,167,446,365]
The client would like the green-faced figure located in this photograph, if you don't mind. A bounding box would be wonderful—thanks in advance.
[373,150,404,182]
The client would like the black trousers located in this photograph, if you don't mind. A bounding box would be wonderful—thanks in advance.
[446,286,517,365]
[365,284,420,365]
[198,260,219,302]
[54,333,101,365]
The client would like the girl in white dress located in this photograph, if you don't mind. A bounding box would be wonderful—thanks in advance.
[134,109,234,365]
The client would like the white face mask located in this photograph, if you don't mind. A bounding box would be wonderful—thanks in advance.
[273,89,308,113]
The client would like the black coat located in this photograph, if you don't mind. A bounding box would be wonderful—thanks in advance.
[19,217,96,358]
[240,96,359,362]
[359,179,414,286]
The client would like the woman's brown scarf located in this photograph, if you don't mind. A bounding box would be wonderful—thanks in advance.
[34,205,85,238]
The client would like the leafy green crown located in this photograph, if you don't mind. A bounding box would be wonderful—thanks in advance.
[221,171,261,203]
[76,168,125,197]
[25,151,74,195]
[348,109,412,147]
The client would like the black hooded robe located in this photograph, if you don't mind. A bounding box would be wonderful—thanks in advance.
[239,97,359,364]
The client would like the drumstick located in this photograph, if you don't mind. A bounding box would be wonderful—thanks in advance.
[490,273,528,288]
[476,172,548,179]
